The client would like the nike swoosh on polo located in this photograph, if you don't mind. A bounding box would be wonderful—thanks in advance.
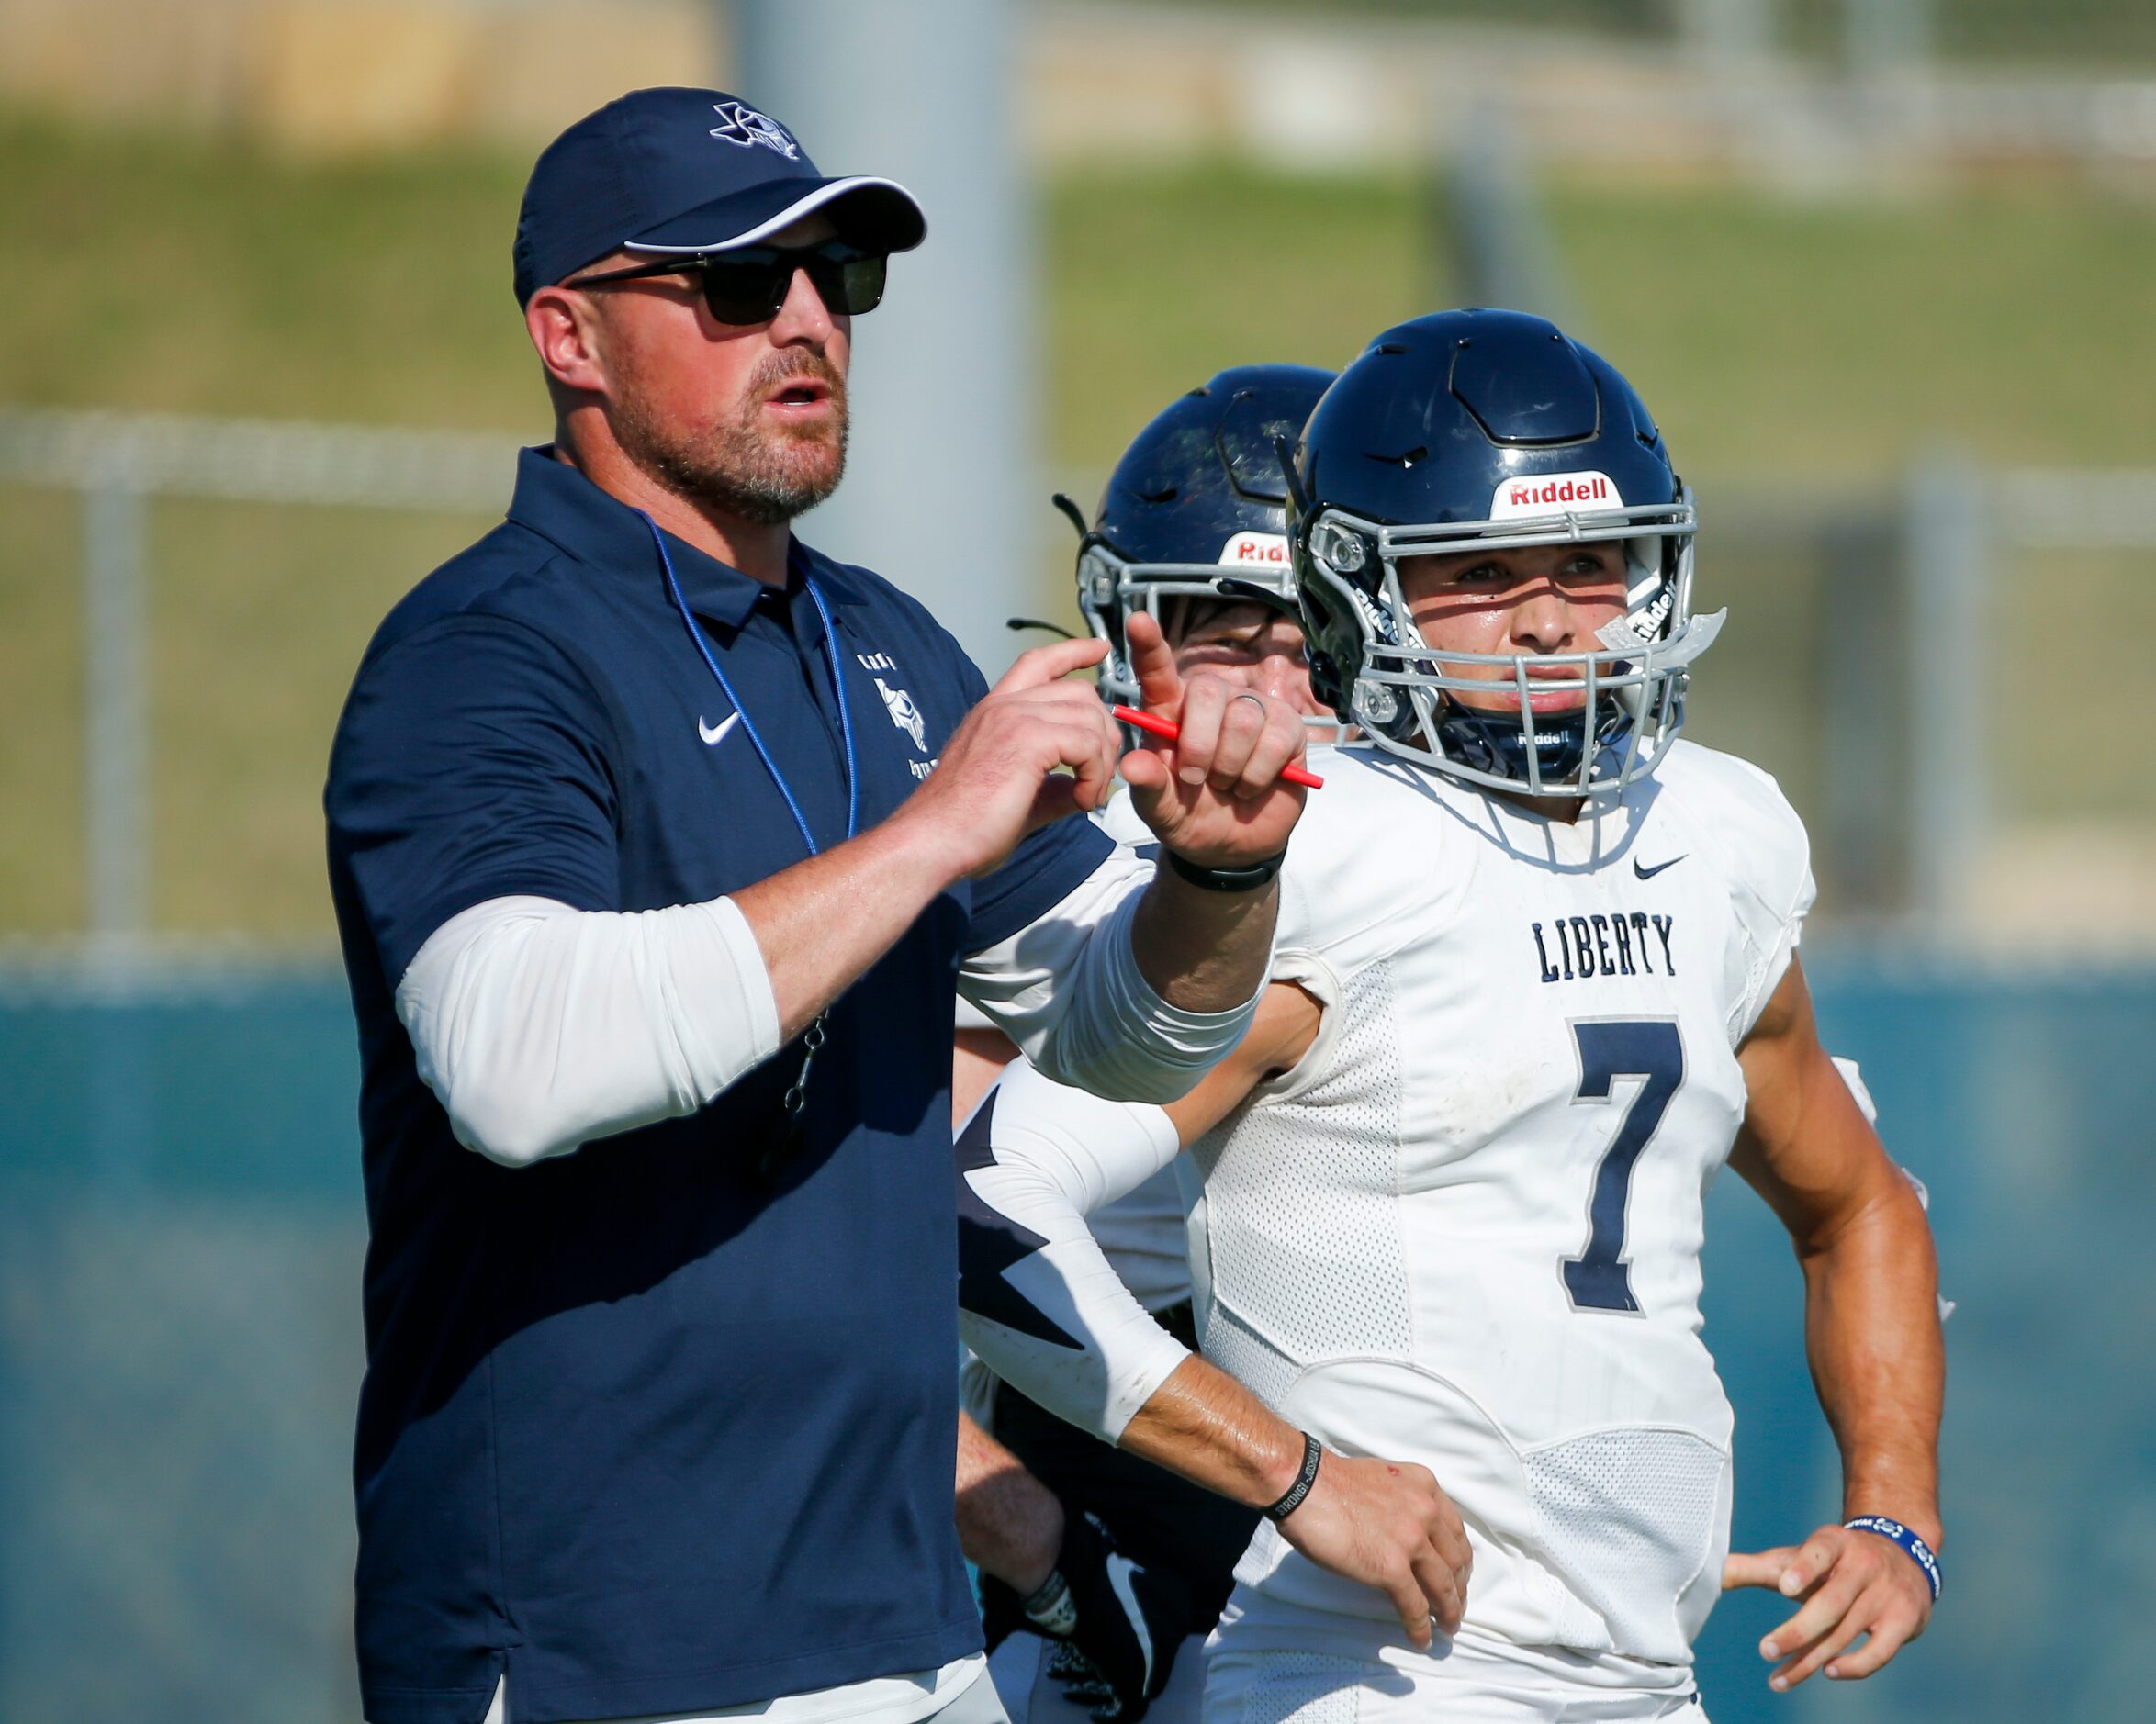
[698,712,741,746]
[1634,854,1687,880]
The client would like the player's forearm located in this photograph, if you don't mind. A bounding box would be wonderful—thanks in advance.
[1800,1181,1946,1548]
[955,1411,1064,1594]
[1737,967,1946,1546]
[1129,866,1281,1013]
[732,812,966,1041]
[1117,1353,1307,1510]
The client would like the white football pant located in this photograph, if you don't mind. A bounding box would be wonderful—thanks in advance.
[1202,1648,1708,1724]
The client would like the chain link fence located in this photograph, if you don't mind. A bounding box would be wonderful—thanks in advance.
[9,406,2154,945]
[1180,0,2156,69]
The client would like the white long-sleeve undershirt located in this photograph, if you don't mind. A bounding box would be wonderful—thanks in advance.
[395,852,1265,1168]
[395,894,782,1168]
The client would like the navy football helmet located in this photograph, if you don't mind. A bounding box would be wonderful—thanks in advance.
[1068,364,1336,714]
[1288,309,1721,797]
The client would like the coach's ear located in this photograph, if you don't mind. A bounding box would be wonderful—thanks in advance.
[526,282,612,402]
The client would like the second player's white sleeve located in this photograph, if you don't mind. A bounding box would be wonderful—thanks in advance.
[960,849,1269,1106]
[958,1056,1192,1443]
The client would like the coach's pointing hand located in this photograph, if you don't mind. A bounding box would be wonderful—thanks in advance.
[1118,610,1308,868]
[897,637,1123,879]
[1278,1451,1474,1650]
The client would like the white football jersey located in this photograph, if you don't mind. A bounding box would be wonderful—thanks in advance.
[1154,740,1814,1676]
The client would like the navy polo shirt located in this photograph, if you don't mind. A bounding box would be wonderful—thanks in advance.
[326,448,1112,1724]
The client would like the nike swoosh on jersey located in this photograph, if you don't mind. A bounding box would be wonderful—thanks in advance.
[699,712,741,746]
[1634,854,1687,879]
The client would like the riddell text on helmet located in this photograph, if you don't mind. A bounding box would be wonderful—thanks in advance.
[1488,471,1622,520]
[1218,531,1291,565]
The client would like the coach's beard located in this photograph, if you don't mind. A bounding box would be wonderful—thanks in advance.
[621,351,848,527]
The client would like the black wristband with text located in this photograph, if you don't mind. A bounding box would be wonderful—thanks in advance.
[1166,848,1286,894]
[1263,1432,1323,1522]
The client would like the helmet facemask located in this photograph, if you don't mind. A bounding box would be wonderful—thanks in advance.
[1074,534,1337,747]
[1074,537,1299,714]
[1296,489,1722,799]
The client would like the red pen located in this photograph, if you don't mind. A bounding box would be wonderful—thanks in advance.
[1113,706,1325,789]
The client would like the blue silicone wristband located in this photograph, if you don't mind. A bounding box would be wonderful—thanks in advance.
[1843,1516,1941,1601]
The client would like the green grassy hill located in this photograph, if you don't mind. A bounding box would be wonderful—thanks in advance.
[4,118,2152,935]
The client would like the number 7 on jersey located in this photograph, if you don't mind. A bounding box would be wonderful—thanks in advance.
[1563,1019,1685,1314]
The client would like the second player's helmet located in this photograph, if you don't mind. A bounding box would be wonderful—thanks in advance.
[1289,309,1722,797]
[1073,364,1337,712]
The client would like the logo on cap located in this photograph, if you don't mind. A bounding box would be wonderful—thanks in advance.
[710,101,799,161]
[1488,470,1622,521]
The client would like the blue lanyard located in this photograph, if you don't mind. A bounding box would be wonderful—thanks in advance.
[642,511,859,856]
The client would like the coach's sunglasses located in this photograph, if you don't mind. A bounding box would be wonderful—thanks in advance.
[567,240,889,326]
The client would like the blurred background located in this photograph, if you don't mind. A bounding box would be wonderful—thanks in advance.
[1,0,2151,1718]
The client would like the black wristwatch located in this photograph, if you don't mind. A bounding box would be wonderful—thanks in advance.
[1165,847,1286,893]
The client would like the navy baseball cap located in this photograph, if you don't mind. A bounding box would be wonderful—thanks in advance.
[513,86,927,307]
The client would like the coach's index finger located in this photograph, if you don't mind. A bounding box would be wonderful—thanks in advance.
[1124,610,1185,715]
[991,634,1108,693]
